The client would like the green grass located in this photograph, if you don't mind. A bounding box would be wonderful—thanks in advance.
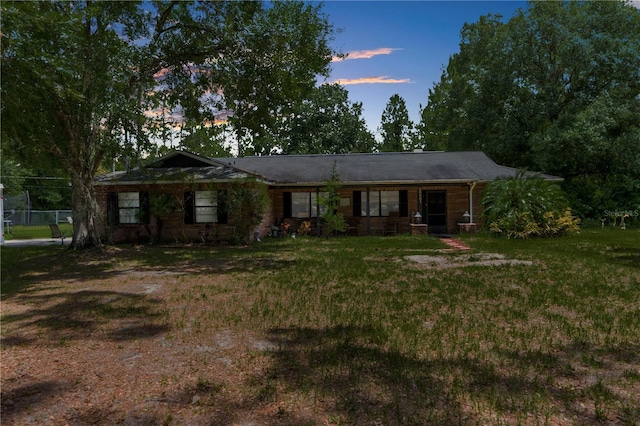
[2,229,639,424]
[3,223,73,240]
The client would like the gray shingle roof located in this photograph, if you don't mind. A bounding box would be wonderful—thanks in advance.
[216,151,560,185]
[94,164,249,185]
[95,150,561,186]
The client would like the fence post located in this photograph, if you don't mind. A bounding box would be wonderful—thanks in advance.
[55,210,59,224]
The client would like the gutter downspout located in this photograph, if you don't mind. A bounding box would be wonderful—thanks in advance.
[469,182,477,223]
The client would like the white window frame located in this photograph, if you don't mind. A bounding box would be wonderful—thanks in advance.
[195,190,217,223]
[118,192,140,224]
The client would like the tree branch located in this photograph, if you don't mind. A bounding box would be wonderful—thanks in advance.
[151,1,179,46]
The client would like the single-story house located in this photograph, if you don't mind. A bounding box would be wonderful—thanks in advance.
[94,150,560,243]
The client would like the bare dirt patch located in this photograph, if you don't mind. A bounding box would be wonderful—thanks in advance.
[1,254,287,426]
[405,252,534,268]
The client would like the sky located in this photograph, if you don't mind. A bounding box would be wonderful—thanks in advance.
[317,1,529,136]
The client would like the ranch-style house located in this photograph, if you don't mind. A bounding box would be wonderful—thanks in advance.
[94,150,560,243]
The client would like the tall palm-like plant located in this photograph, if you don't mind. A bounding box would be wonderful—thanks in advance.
[483,172,578,238]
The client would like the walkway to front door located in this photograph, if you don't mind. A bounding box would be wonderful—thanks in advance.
[440,238,471,251]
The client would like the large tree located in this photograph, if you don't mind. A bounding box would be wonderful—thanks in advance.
[279,83,376,155]
[1,1,336,248]
[420,1,640,217]
[379,94,413,152]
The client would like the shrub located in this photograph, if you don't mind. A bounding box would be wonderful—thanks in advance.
[224,177,269,244]
[318,161,346,237]
[483,173,579,239]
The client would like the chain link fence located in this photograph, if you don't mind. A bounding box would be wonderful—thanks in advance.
[6,210,72,226]
[4,210,73,240]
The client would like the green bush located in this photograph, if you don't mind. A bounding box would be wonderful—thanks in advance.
[225,177,269,244]
[483,173,579,239]
[318,161,346,237]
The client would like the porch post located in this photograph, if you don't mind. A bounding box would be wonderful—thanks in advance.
[316,188,320,235]
[366,188,371,235]
[468,182,477,223]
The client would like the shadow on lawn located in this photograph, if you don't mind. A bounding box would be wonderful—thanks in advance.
[1,244,296,299]
[1,289,168,347]
[260,326,464,425]
[233,326,639,425]
[608,247,640,269]
[1,380,73,422]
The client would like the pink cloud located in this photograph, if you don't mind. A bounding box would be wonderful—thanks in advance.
[332,47,402,62]
[333,76,413,85]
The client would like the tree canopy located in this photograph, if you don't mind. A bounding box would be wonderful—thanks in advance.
[379,94,413,152]
[278,83,376,155]
[419,0,640,217]
[1,0,336,248]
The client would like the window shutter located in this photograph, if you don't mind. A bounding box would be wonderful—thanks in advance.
[353,191,361,217]
[107,192,119,225]
[283,192,292,218]
[217,190,228,224]
[184,191,194,224]
[140,191,150,224]
[399,190,408,217]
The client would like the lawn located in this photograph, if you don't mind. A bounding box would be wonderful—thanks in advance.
[2,223,73,240]
[1,229,639,425]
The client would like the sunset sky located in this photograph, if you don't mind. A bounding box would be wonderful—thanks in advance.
[319,1,528,135]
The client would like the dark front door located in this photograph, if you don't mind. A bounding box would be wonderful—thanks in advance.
[422,191,447,234]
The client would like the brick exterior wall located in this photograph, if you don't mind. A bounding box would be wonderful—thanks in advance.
[96,181,488,243]
[268,183,487,236]
[96,183,238,244]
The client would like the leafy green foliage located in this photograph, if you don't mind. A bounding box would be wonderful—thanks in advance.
[224,178,269,244]
[278,84,376,155]
[318,161,346,236]
[221,1,337,155]
[421,1,640,217]
[379,94,414,152]
[483,173,579,238]
[147,193,181,243]
[176,127,233,159]
[0,158,30,197]
[1,1,336,248]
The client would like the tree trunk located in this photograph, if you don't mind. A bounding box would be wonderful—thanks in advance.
[70,171,103,250]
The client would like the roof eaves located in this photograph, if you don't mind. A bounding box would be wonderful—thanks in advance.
[268,178,487,187]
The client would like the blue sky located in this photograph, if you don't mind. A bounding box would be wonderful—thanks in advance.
[318,1,529,136]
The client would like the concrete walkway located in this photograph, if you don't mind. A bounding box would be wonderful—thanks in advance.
[2,238,71,247]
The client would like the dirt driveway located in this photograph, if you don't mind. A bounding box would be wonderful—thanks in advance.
[2,251,288,425]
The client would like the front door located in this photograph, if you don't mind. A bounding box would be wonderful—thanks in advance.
[422,191,447,234]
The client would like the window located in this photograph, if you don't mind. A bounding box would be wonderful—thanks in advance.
[107,192,149,225]
[361,191,398,217]
[195,191,217,223]
[284,192,326,218]
[354,190,408,217]
[379,191,399,216]
[292,192,316,218]
[184,190,226,224]
[118,192,140,224]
